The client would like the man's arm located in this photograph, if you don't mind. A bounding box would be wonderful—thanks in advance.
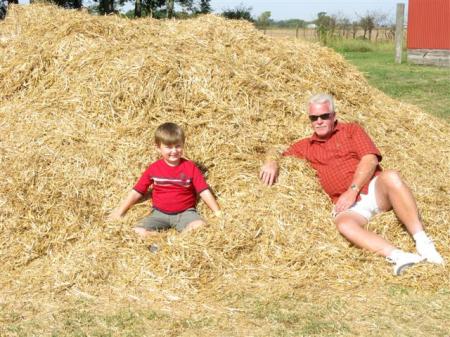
[334,154,379,213]
[259,147,281,186]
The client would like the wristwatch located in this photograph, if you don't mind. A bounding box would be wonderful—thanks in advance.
[350,183,359,192]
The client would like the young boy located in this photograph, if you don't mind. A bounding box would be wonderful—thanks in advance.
[108,122,221,237]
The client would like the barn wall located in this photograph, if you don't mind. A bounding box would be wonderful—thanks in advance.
[407,0,450,50]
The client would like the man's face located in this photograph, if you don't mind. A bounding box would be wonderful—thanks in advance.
[308,102,336,139]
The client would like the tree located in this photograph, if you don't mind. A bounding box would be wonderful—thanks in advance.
[135,0,142,17]
[53,0,83,9]
[372,12,389,41]
[256,11,271,32]
[166,0,174,18]
[351,21,359,39]
[222,4,253,21]
[140,0,165,18]
[0,0,7,20]
[358,13,375,40]
[198,0,211,14]
[315,12,335,44]
[272,19,306,29]
[333,12,351,38]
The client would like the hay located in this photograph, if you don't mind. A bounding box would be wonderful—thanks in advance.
[0,3,449,327]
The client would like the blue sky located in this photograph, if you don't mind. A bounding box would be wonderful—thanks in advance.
[209,0,408,21]
[17,0,408,21]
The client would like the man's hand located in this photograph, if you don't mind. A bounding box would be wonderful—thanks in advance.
[334,189,358,214]
[259,161,279,186]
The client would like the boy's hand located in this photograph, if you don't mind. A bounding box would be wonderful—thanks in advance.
[107,208,124,221]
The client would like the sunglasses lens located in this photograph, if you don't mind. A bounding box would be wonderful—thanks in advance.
[309,113,331,122]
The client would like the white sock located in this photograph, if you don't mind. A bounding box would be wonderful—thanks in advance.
[413,230,429,244]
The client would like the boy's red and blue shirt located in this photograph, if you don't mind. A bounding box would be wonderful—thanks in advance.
[133,158,209,214]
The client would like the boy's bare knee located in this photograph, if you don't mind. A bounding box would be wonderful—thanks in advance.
[184,220,205,232]
[134,227,158,238]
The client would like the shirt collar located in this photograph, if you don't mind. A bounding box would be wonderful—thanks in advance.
[309,120,340,143]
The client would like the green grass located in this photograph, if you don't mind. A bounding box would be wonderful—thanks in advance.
[328,40,450,120]
[2,287,450,336]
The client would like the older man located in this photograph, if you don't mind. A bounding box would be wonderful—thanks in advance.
[260,93,444,275]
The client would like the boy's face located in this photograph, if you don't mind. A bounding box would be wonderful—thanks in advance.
[156,142,184,166]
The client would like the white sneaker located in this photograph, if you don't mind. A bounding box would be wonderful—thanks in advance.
[416,239,445,264]
[387,251,424,276]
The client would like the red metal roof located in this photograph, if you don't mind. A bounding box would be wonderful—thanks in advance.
[407,0,450,49]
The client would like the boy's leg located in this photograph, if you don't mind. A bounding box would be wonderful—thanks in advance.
[175,208,205,232]
[135,210,170,238]
[184,220,205,232]
[134,227,160,238]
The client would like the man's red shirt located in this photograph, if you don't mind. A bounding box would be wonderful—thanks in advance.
[283,122,382,203]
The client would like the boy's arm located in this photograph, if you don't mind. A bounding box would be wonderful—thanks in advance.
[199,189,221,216]
[108,189,143,221]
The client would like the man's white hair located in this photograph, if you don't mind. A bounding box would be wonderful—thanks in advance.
[308,93,335,113]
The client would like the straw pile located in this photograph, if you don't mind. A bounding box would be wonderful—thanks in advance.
[0,4,448,325]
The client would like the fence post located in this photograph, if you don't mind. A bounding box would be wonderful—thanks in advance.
[395,3,405,64]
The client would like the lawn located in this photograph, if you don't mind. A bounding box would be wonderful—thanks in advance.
[328,40,450,121]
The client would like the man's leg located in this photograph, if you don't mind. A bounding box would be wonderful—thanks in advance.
[375,170,423,235]
[334,212,396,257]
[375,170,444,264]
[335,212,425,275]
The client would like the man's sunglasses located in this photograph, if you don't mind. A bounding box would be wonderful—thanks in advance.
[308,113,332,122]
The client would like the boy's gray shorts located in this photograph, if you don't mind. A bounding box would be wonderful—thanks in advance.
[136,208,203,232]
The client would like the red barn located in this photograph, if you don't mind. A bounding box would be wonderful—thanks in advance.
[407,0,450,67]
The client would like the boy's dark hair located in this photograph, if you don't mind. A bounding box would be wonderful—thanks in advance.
[154,122,185,146]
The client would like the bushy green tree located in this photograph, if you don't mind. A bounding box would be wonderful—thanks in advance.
[273,19,306,29]
[198,0,210,14]
[52,0,82,9]
[256,10,271,31]
[315,12,335,44]
[128,0,211,19]
[221,4,253,22]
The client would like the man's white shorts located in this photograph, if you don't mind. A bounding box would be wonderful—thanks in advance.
[334,177,381,221]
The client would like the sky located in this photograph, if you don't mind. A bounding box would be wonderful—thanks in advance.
[209,0,408,22]
[16,0,408,21]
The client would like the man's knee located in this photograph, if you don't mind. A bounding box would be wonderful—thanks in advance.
[334,213,367,236]
[334,217,356,236]
[379,170,404,189]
